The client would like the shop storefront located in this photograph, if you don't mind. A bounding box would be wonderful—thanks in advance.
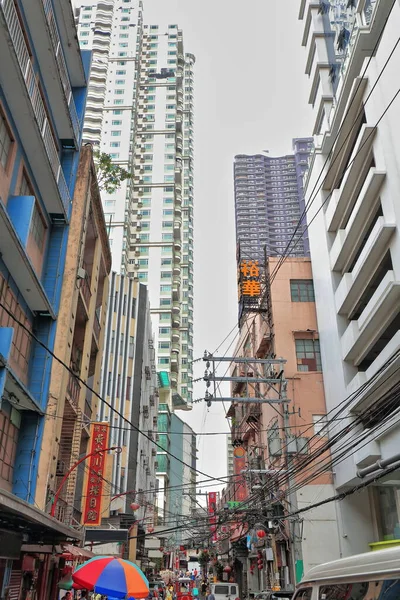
[0,489,85,600]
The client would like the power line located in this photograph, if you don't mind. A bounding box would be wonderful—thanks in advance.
[0,301,231,486]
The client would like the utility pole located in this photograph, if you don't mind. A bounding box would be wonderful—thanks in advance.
[281,378,303,586]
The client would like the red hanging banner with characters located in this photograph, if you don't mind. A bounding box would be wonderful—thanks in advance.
[83,422,110,526]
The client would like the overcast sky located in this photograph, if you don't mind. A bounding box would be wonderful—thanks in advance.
[74,0,314,493]
[142,0,314,489]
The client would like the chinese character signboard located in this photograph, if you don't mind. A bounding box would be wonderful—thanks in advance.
[83,422,110,526]
[208,491,218,542]
[233,451,248,503]
[239,260,261,299]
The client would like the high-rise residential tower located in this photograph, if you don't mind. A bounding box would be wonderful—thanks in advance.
[234,139,313,263]
[76,0,195,411]
[76,0,195,522]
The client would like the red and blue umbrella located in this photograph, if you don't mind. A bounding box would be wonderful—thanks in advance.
[72,556,149,598]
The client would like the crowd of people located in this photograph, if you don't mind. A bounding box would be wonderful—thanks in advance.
[148,573,214,600]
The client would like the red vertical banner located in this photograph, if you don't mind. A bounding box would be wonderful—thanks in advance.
[83,422,110,526]
[233,451,248,502]
[208,491,218,542]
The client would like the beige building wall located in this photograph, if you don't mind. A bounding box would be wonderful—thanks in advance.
[35,146,112,524]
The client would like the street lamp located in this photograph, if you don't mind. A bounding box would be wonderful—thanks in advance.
[50,446,122,517]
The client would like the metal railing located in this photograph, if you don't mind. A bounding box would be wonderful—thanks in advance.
[1,0,70,213]
[80,276,91,309]
[93,311,101,340]
[42,0,80,143]
[67,373,81,408]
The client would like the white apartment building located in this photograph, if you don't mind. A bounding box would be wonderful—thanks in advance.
[75,0,195,518]
[99,274,159,523]
[299,0,400,555]
[75,0,195,414]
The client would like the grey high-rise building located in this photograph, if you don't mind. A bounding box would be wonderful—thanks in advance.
[234,138,313,263]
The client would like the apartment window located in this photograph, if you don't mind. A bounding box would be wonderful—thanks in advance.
[162,233,173,241]
[120,333,124,355]
[30,203,46,249]
[313,415,328,436]
[116,70,126,74]
[111,130,121,136]
[160,285,172,293]
[159,327,171,335]
[126,376,132,400]
[0,279,32,384]
[295,339,321,372]
[0,110,13,170]
[161,258,172,265]
[19,171,33,196]
[0,406,20,484]
[110,142,120,148]
[138,272,147,281]
[115,79,125,85]
[110,153,119,159]
[290,279,315,302]
[161,271,172,279]
[159,341,170,349]
[129,336,135,358]
[114,89,124,95]
[160,298,171,306]
[117,374,121,397]
[113,110,123,115]
[159,358,170,365]
[114,100,123,105]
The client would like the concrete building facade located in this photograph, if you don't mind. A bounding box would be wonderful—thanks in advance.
[75,0,195,413]
[35,146,112,526]
[168,414,197,542]
[298,0,400,554]
[228,258,339,589]
[234,140,313,264]
[76,0,196,516]
[0,0,89,594]
[99,274,159,525]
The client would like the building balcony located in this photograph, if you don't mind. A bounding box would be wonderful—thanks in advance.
[172,283,180,302]
[330,169,386,272]
[0,199,55,316]
[172,301,180,315]
[341,271,400,365]
[79,275,92,316]
[20,0,80,148]
[335,217,396,316]
[0,0,71,220]
[326,125,377,233]
[66,372,81,410]
[171,329,180,343]
[93,311,101,345]
[0,329,42,412]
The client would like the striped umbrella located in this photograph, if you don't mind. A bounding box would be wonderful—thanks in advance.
[72,556,149,599]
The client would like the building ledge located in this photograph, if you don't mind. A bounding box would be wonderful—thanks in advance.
[0,201,56,317]
[0,488,83,543]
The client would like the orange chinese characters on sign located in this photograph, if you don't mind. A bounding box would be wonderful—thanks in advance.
[83,422,110,526]
[240,261,261,297]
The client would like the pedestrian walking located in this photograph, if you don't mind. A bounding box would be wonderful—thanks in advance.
[206,587,215,600]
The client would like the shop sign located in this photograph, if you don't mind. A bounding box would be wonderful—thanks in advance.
[239,261,261,298]
[83,422,109,526]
